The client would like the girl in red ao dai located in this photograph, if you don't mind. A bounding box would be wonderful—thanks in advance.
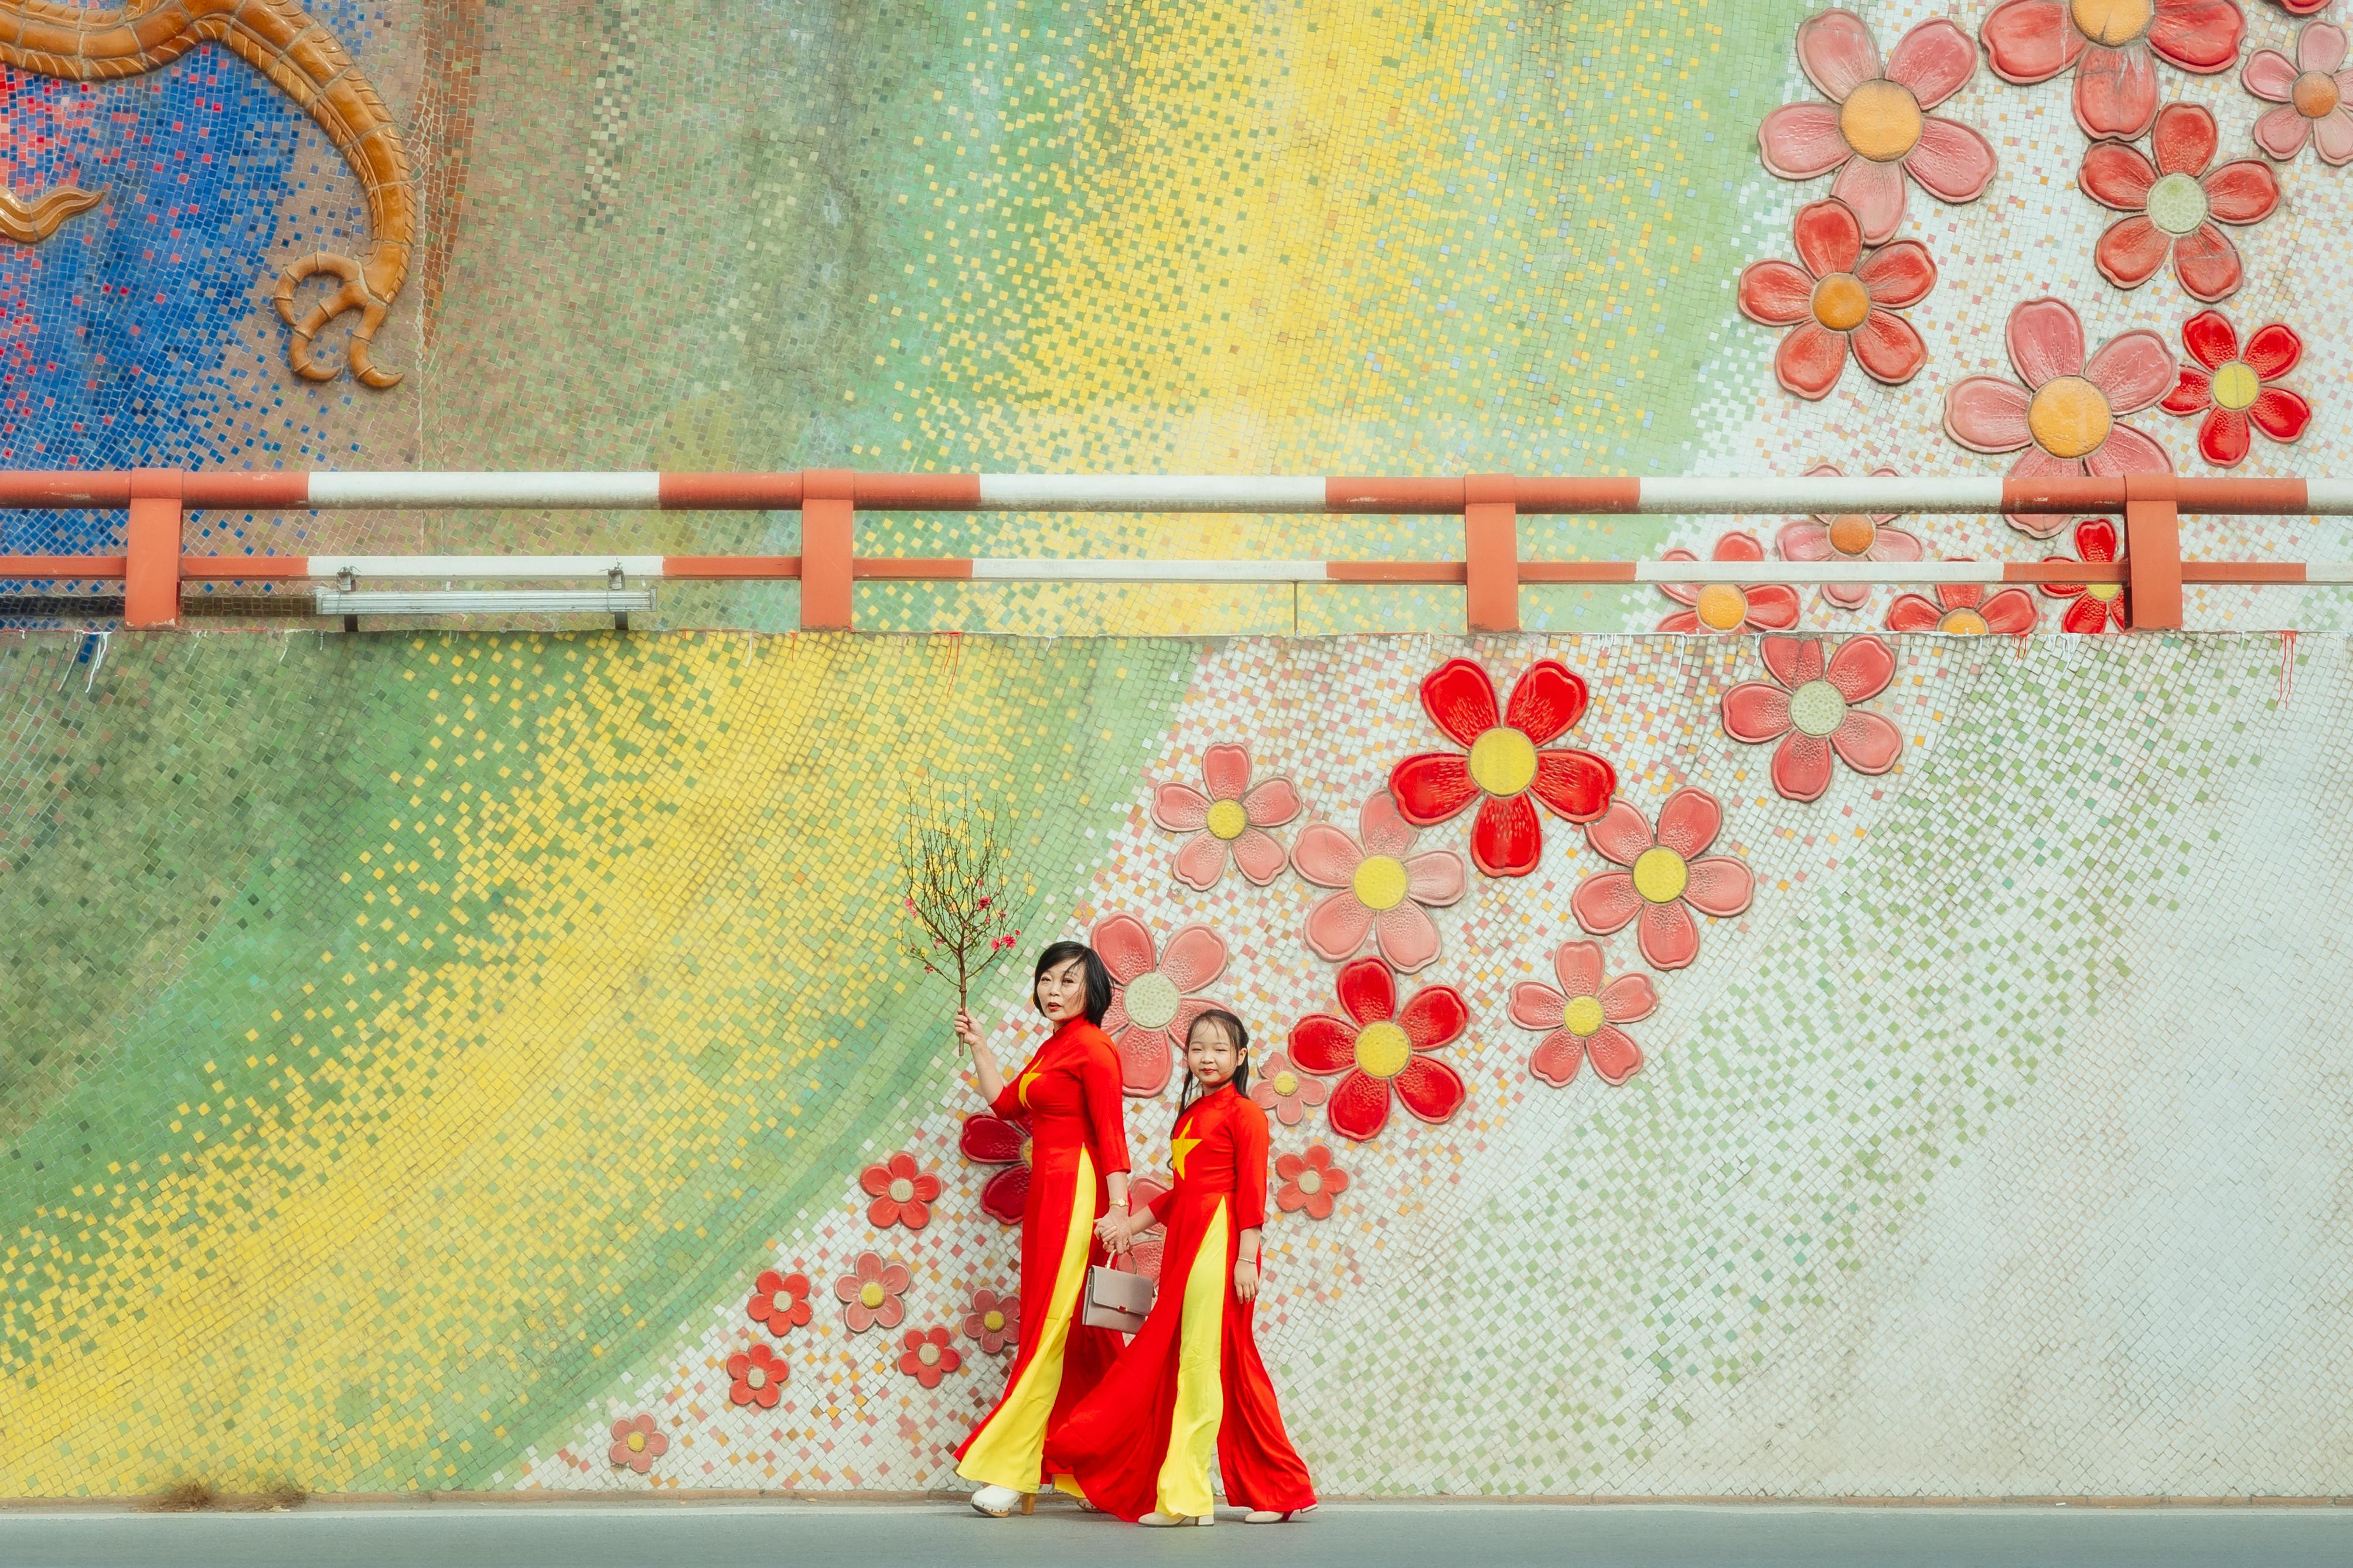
[1045,1009,1318,1526]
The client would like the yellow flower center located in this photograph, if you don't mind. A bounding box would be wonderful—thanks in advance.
[2144,171,2209,237]
[888,1177,915,1203]
[860,1282,886,1309]
[1838,78,1925,162]
[1295,1167,1324,1195]
[1562,995,1605,1037]
[1352,853,1410,911]
[1695,582,1751,631]
[1018,1136,1032,1169]
[626,1430,647,1453]
[919,1342,942,1366]
[983,1309,1005,1332]
[1810,273,1871,332]
[2069,0,2153,47]
[745,1365,768,1389]
[1936,607,1991,636]
[1826,514,1877,556]
[2211,360,2261,412]
[1467,725,1539,797]
[1205,798,1248,841]
[2027,375,2114,460]
[2296,71,2342,119]
[1353,1020,1412,1080]
[1788,679,1848,739]
[1122,970,1181,1031]
[1272,1069,1300,1097]
[2085,580,2124,603]
[1632,846,1690,904]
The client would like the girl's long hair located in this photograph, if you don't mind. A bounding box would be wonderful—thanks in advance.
[1171,1008,1251,1133]
[1031,941,1113,1026]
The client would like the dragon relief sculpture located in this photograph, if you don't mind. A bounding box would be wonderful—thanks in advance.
[1,0,414,387]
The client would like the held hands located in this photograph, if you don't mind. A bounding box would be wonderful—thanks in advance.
[1093,1209,1135,1254]
[1233,1259,1260,1303]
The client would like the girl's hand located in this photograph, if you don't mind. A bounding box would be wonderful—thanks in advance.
[953,1009,981,1051]
[1094,1211,1132,1252]
[1233,1259,1259,1303]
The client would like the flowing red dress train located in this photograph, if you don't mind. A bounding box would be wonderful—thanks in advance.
[1045,1082,1317,1521]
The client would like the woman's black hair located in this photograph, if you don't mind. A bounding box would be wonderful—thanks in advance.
[1031,941,1114,1026]
[1172,1007,1252,1133]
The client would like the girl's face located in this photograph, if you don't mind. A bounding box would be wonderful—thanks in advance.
[1184,1019,1241,1090]
[1035,956,1089,1023]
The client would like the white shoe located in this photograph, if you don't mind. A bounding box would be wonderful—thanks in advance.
[1244,1505,1316,1522]
[1140,1510,1214,1526]
[969,1484,1026,1518]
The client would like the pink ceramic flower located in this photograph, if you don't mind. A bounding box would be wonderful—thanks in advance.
[1885,578,2041,636]
[898,1326,963,1389]
[1757,10,1996,244]
[963,1289,1019,1355]
[1288,956,1470,1143]
[1509,940,1659,1088]
[1149,742,1301,890]
[1092,913,1229,1097]
[1721,636,1904,804]
[1572,790,1754,972]
[1658,533,1803,634]
[1250,1048,1331,1128]
[2161,309,2311,467]
[858,1152,942,1231]
[2082,103,2278,302]
[1290,792,1467,973]
[833,1251,910,1334]
[1737,199,1936,399]
[1942,297,2175,539]
[1776,463,1926,611]
[2040,518,2132,633]
[746,1269,813,1337]
[2245,22,2353,163]
[1273,1145,1349,1219]
[1982,0,2246,139]
[609,1413,668,1474]
[725,1343,786,1408]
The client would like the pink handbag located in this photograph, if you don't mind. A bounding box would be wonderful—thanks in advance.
[1080,1264,1154,1333]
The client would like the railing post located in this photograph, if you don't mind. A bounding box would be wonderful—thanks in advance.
[124,467,184,628]
[1464,473,1519,633]
[2123,473,2182,631]
[800,468,855,631]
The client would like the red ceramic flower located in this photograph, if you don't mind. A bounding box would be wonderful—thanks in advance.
[1982,0,2246,139]
[1274,1145,1349,1220]
[2262,0,2330,15]
[2040,519,2132,633]
[1943,297,2174,538]
[2246,22,2353,163]
[1721,636,1903,804]
[1776,463,1926,611]
[1250,1049,1331,1128]
[1737,199,1936,399]
[2160,310,2310,467]
[1885,578,2041,636]
[609,1413,668,1474]
[1150,742,1302,890]
[958,1110,1032,1225]
[1110,1174,1170,1283]
[725,1342,786,1408]
[1388,657,1615,879]
[746,1269,813,1338]
[1509,940,1659,1088]
[1756,10,1996,243]
[1093,912,1229,1097]
[898,1326,964,1389]
[1288,956,1469,1142]
[1572,789,1753,972]
[834,1251,910,1334]
[963,1289,1019,1355]
[1658,532,1803,634]
[2082,103,2277,302]
[859,1152,942,1231]
[1291,791,1466,973]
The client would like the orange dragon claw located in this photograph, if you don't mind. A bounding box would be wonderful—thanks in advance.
[274,251,403,389]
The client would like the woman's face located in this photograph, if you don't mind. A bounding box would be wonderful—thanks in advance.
[1184,1020,1240,1090]
[1035,956,1089,1023]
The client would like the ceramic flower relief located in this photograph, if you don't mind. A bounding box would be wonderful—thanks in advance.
[1149,742,1302,890]
[2041,519,2133,632]
[1092,912,1229,1096]
[746,1269,813,1338]
[1776,463,1927,610]
[964,1289,1019,1355]
[898,1326,963,1389]
[1250,1048,1331,1128]
[1720,636,1904,804]
[834,1251,910,1334]
[1737,199,1937,399]
[1274,1144,1349,1220]
[1509,940,1659,1088]
[2245,22,2353,163]
[859,1152,942,1231]
[726,1342,786,1408]
[1388,657,1616,879]
[1885,578,2042,636]
[1572,788,1754,972]
[2161,309,2311,466]
[609,1413,669,1474]
[1288,955,1470,1143]
[958,1109,1032,1225]
[1291,791,1467,973]
[1757,9,1996,244]
[1982,0,2246,139]
[2260,0,2328,16]
[1657,533,1803,635]
[1943,297,2175,538]
[2082,103,2278,302]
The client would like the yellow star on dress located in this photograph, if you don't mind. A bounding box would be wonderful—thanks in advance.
[1171,1135,1202,1179]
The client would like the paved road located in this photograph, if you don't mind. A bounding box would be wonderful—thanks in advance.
[4,1499,2348,1568]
